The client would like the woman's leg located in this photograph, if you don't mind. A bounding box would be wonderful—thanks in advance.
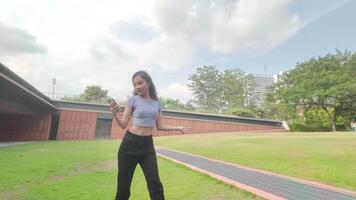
[139,152,165,200]
[116,151,139,200]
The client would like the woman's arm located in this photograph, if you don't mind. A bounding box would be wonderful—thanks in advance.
[110,101,131,129]
[156,113,187,134]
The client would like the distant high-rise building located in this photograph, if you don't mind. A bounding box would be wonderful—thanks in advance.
[273,70,286,83]
[251,74,274,107]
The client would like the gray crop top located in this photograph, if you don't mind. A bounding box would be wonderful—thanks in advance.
[128,95,161,127]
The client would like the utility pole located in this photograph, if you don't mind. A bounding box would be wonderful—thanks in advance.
[52,78,56,99]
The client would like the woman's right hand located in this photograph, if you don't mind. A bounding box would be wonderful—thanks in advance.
[108,99,120,113]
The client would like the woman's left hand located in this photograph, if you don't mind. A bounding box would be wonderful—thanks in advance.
[177,126,187,134]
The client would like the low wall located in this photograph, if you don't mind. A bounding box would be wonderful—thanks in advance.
[0,113,51,141]
[111,115,286,139]
[56,110,97,140]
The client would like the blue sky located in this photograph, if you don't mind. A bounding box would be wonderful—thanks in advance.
[223,0,356,75]
[186,0,356,75]
[0,0,355,103]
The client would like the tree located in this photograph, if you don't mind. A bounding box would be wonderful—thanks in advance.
[80,86,109,103]
[188,65,223,112]
[243,74,258,110]
[60,95,82,102]
[61,85,110,104]
[264,86,298,121]
[265,50,356,131]
[159,97,196,111]
[188,65,257,113]
[221,68,254,110]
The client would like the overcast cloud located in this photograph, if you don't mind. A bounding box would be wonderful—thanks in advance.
[0,22,47,55]
[0,0,350,103]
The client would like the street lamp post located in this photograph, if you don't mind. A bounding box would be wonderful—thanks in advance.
[52,78,56,99]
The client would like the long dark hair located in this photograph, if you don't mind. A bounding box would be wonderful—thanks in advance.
[132,70,158,100]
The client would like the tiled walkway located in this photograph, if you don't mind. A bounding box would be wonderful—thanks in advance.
[157,148,356,200]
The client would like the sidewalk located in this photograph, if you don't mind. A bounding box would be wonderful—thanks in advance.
[157,148,356,200]
[0,142,34,148]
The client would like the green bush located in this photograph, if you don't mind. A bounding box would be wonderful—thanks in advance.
[228,107,255,118]
[335,124,348,131]
[288,108,335,132]
[289,122,331,132]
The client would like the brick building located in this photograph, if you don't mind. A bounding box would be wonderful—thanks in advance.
[0,63,287,141]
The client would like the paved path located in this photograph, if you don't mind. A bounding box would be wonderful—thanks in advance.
[0,142,34,148]
[157,148,356,200]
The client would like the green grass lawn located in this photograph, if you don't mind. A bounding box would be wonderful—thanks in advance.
[1,132,355,199]
[154,132,356,191]
[0,140,260,200]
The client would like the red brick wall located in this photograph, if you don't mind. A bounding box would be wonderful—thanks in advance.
[56,110,97,140]
[111,116,286,139]
[154,117,285,136]
[0,113,51,141]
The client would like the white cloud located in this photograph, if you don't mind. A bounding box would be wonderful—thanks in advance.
[154,0,303,54]
[158,83,192,103]
[111,21,158,42]
[0,0,345,102]
[91,0,306,73]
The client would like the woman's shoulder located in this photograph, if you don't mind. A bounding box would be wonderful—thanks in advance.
[127,95,138,108]
[129,95,138,99]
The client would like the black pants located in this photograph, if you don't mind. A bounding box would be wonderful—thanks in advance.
[115,131,165,200]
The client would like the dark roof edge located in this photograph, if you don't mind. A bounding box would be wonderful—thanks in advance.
[0,63,56,109]
[163,109,283,123]
[54,100,109,107]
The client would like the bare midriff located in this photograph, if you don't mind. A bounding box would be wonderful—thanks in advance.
[129,126,154,136]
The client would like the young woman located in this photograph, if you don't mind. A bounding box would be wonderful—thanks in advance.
[110,71,187,200]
